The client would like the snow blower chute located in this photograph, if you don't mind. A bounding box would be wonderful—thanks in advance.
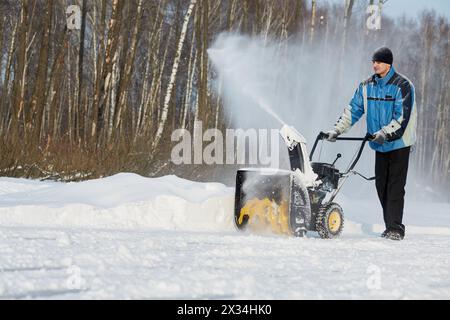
[234,126,375,238]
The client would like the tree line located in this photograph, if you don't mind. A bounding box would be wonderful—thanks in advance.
[0,0,448,197]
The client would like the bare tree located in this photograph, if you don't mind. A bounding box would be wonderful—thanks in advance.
[29,0,53,144]
[152,0,197,151]
[10,0,30,138]
[92,0,125,143]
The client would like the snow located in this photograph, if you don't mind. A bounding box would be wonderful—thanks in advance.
[0,173,234,231]
[0,173,449,299]
[279,124,319,188]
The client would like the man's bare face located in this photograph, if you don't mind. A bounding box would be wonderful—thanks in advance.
[373,61,391,77]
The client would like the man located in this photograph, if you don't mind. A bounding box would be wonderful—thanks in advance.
[325,47,417,241]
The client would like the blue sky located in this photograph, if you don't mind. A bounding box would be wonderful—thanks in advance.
[327,0,450,19]
[382,0,450,18]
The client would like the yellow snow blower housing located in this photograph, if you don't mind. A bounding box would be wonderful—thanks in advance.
[234,126,375,238]
[235,168,312,237]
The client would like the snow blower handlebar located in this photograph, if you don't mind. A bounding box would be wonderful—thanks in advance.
[309,131,376,179]
[309,131,376,204]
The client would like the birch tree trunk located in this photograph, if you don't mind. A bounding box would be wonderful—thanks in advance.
[135,2,167,140]
[152,0,197,150]
[107,50,120,141]
[182,31,197,130]
[144,23,173,138]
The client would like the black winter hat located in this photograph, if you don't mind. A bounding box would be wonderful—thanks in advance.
[372,47,393,65]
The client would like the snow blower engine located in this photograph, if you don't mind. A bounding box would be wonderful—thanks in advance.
[234,125,375,238]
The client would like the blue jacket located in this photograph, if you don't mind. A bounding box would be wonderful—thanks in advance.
[334,66,417,153]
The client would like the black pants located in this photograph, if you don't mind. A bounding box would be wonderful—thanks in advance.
[375,147,410,236]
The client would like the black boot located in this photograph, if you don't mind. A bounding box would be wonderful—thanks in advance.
[386,230,404,241]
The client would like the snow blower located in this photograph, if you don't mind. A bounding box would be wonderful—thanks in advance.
[234,125,375,238]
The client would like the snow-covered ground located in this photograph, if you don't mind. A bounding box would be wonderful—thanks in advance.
[0,173,449,299]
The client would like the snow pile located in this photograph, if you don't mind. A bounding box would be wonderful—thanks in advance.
[0,173,235,232]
